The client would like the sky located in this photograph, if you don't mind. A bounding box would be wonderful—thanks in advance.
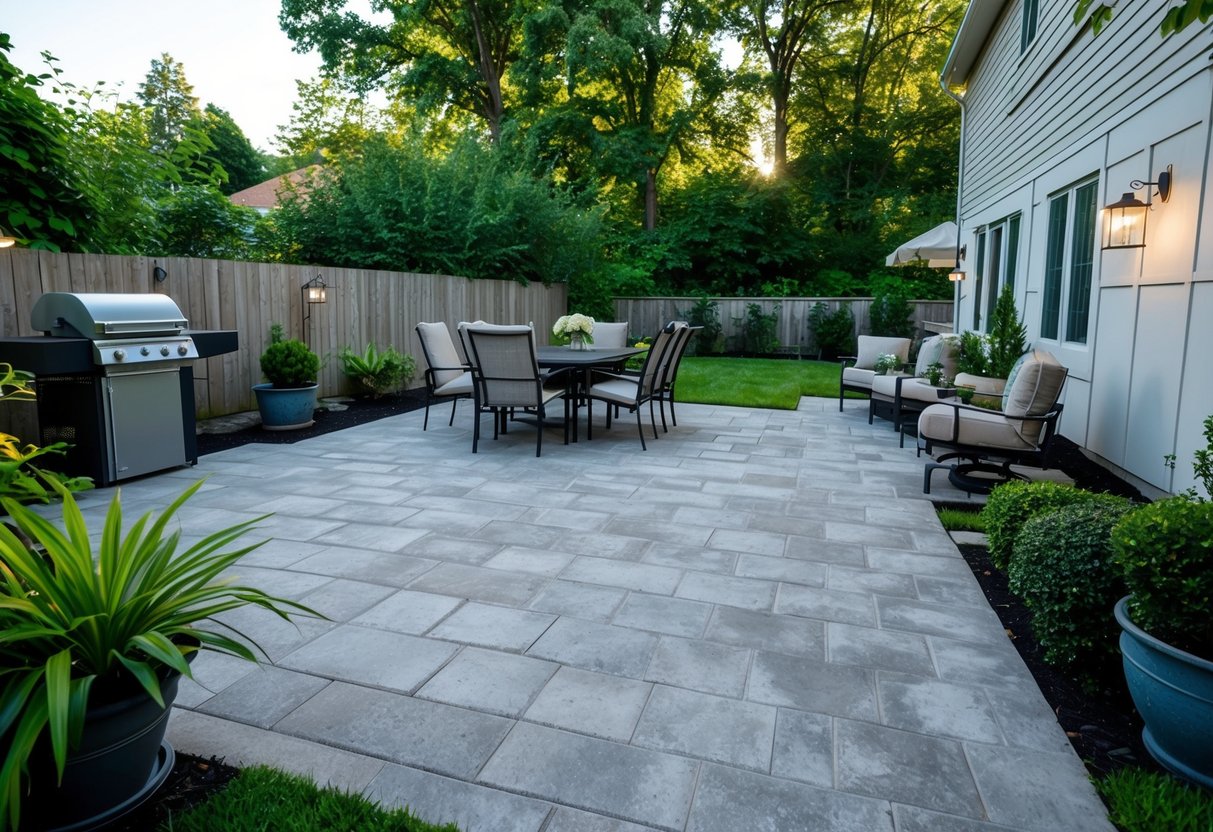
[3,0,330,151]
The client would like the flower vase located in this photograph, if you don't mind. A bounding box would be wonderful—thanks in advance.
[570,333,587,351]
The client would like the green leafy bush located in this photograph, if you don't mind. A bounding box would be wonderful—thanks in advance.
[982,480,1127,571]
[986,285,1028,379]
[955,331,990,376]
[260,324,320,388]
[1111,496,1213,660]
[340,343,416,398]
[739,303,779,354]
[683,296,723,356]
[868,287,914,338]
[807,302,854,359]
[1007,499,1134,685]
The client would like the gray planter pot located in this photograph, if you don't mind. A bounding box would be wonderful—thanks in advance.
[1115,596,1213,787]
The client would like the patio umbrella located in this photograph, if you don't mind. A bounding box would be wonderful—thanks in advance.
[885,221,958,267]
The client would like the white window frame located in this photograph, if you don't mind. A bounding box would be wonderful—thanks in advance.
[1040,177,1099,346]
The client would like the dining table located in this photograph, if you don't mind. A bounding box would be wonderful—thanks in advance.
[535,345,645,442]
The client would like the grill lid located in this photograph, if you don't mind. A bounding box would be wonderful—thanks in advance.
[31,292,189,339]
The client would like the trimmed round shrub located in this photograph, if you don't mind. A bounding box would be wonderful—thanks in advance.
[1111,497,1213,660]
[982,481,1127,571]
[1007,498,1135,686]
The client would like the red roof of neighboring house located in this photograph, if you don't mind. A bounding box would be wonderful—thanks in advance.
[229,166,320,210]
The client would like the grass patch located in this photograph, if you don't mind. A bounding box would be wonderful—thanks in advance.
[937,508,987,533]
[160,766,459,832]
[1096,768,1213,832]
[677,357,851,409]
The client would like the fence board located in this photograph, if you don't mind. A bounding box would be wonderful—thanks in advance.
[0,250,567,417]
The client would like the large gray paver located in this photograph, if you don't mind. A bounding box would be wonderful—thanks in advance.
[877,597,1007,644]
[527,580,628,621]
[545,807,659,831]
[524,666,652,741]
[632,685,776,771]
[408,562,550,606]
[351,589,463,634]
[675,571,777,611]
[965,745,1118,832]
[527,618,659,677]
[770,708,833,788]
[428,602,556,651]
[877,674,1004,743]
[685,763,894,832]
[297,577,397,621]
[416,647,557,716]
[276,681,512,779]
[733,554,827,587]
[704,605,825,659]
[892,805,1021,832]
[278,624,457,692]
[291,548,439,587]
[827,622,935,676]
[748,651,877,721]
[560,557,683,594]
[775,584,875,626]
[197,665,329,728]
[478,722,699,831]
[367,764,552,832]
[612,593,713,638]
[644,636,750,698]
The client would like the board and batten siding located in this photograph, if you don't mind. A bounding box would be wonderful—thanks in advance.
[952,0,1213,495]
[0,249,567,419]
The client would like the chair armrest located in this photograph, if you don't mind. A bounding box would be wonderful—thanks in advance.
[926,399,1062,445]
[839,355,858,369]
[539,366,576,385]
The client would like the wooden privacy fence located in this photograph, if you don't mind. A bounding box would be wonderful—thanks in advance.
[0,249,567,418]
[613,297,955,354]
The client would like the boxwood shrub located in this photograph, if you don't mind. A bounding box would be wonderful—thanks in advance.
[982,481,1127,571]
[1007,498,1135,686]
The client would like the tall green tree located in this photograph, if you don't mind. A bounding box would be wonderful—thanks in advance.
[201,104,265,193]
[279,0,526,142]
[275,76,385,162]
[137,52,200,154]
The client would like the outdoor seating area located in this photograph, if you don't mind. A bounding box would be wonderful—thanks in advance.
[88,392,1109,832]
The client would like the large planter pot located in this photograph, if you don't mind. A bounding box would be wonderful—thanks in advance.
[1115,596,1213,787]
[953,372,1006,408]
[253,382,318,430]
[26,673,182,831]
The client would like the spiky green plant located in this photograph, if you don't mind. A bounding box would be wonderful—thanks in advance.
[0,479,318,830]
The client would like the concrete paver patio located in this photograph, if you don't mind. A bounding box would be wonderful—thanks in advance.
[83,397,1110,831]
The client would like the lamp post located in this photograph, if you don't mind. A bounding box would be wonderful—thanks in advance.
[301,274,327,344]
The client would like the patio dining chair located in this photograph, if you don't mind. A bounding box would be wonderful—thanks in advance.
[464,325,572,457]
[592,321,630,349]
[654,323,699,432]
[415,321,473,430]
[584,321,685,451]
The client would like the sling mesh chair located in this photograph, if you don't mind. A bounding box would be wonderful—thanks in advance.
[653,324,700,432]
[839,335,912,411]
[592,321,630,349]
[464,325,572,457]
[584,321,685,450]
[415,322,473,430]
[918,349,1069,494]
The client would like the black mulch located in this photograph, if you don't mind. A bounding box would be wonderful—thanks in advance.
[111,754,240,830]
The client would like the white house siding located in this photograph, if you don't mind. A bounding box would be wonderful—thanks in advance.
[951,0,1213,495]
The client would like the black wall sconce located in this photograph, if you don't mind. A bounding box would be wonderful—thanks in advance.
[1103,164,1172,250]
[948,243,968,282]
[152,265,168,283]
[301,274,327,338]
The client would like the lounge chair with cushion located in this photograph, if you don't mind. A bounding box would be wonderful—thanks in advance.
[918,348,1069,493]
[839,335,912,411]
[463,324,571,457]
[415,321,474,430]
[869,334,960,442]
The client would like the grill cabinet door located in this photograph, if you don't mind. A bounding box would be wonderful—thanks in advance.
[105,370,187,480]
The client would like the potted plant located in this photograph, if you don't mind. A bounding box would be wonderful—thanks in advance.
[0,478,317,830]
[552,314,595,350]
[873,353,901,376]
[253,323,321,430]
[953,331,1004,406]
[1109,416,1213,787]
[339,343,416,398]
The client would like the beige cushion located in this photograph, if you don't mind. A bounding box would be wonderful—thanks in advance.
[871,375,948,404]
[434,373,473,396]
[1001,349,1068,443]
[855,336,911,370]
[842,366,878,390]
[918,403,1035,451]
[954,373,1007,396]
[593,322,629,349]
[914,334,959,379]
[416,321,466,387]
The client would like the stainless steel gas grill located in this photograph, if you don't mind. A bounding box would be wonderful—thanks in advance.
[1,292,237,486]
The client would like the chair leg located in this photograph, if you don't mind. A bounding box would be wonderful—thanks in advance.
[423,399,431,431]
[448,398,458,426]
[635,405,648,451]
[472,406,481,453]
[536,404,544,457]
[648,399,659,439]
[587,398,594,440]
[669,394,677,427]
[659,395,668,433]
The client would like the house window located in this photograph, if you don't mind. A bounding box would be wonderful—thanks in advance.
[1021,0,1039,53]
[1041,179,1098,344]
[972,214,1021,332]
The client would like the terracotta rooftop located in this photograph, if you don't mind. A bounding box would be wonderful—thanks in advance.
[229,166,320,211]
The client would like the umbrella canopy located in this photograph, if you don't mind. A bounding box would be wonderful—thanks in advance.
[885,221,958,267]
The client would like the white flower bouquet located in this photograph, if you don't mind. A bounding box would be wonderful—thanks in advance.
[553,313,595,344]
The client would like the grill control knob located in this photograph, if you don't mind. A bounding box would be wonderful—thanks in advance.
[160,346,170,356]
[140,346,150,356]
[177,344,189,356]
[113,349,126,361]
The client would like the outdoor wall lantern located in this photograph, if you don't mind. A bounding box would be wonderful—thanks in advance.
[301,274,327,337]
[948,243,967,282]
[0,228,15,248]
[1102,164,1172,250]
[152,265,168,283]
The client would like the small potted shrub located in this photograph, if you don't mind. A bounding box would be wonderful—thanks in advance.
[953,331,1004,407]
[873,353,902,376]
[253,323,321,430]
[339,343,416,398]
[0,479,317,830]
[1109,416,1213,786]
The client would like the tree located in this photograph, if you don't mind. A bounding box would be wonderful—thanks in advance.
[155,184,259,258]
[1073,0,1212,36]
[279,0,525,142]
[274,76,385,162]
[137,52,200,154]
[201,105,265,193]
[0,35,90,251]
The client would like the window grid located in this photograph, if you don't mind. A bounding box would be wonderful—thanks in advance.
[1041,194,1068,341]
[1021,0,1039,53]
[1065,181,1098,344]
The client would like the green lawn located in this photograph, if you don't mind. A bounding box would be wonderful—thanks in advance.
[676,357,851,410]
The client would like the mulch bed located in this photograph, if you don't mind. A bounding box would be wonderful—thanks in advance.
[111,754,241,830]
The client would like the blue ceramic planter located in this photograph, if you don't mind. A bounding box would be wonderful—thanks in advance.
[1115,596,1213,787]
[253,383,318,430]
